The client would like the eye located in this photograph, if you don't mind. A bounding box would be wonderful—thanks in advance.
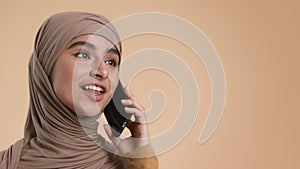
[105,59,117,67]
[74,51,90,59]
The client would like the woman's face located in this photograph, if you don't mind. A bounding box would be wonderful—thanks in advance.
[50,34,120,117]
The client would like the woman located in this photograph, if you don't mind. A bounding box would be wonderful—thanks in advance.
[0,12,158,169]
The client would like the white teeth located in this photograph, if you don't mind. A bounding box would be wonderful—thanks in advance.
[84,85,103,92]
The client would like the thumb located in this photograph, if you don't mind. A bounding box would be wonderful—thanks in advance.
[104,124,112,137]
[103,124,121,147]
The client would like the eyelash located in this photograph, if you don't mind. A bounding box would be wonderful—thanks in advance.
[74,51,90,59]
[105,59,118,67]
[75,51,118,67]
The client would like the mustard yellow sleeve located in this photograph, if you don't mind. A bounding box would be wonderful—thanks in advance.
[121,144,159,169]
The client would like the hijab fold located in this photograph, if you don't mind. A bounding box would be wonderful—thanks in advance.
[0,12,124,169]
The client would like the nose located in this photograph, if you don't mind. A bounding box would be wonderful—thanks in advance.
[90,62,108,80]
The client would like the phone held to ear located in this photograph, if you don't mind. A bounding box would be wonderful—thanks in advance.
[104,80,132,137]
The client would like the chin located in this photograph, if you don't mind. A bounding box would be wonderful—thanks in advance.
[72,90,112,118]
[72,101,102,117]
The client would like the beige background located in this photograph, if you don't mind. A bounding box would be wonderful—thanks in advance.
[0,0,299,168]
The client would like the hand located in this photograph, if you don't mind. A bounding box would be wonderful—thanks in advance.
[104,86,150,155]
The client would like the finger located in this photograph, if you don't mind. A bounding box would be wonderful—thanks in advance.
[123,86,146,111]
[120,99,132,106]
[103,124,122,147]
[124,107,146,123]
[121,99,145,112]
[123,86,136,101]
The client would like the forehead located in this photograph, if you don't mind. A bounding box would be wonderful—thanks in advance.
[67,34,116,50]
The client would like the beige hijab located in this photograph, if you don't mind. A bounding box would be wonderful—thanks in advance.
[0,12,125,169]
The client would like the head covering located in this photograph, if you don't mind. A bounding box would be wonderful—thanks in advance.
[0,11,125,169]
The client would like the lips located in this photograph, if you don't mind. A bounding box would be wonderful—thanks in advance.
[81,83,106,101]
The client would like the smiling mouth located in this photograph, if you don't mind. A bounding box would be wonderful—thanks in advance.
[82,84,106,101]
[83,85,104,93]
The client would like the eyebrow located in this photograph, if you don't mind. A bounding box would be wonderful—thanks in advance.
[67,41,96,50]
[67,41,120,56]
[107,48,120,56]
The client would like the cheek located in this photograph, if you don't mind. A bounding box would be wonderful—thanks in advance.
[103,70,119,104]
[111,70,119,92]
[51,62,75,109]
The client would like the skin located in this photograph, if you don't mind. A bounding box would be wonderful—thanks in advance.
[50,34,149,154]
[50,35,119,117]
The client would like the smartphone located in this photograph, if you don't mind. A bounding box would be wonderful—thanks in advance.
[103,80,132,137]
